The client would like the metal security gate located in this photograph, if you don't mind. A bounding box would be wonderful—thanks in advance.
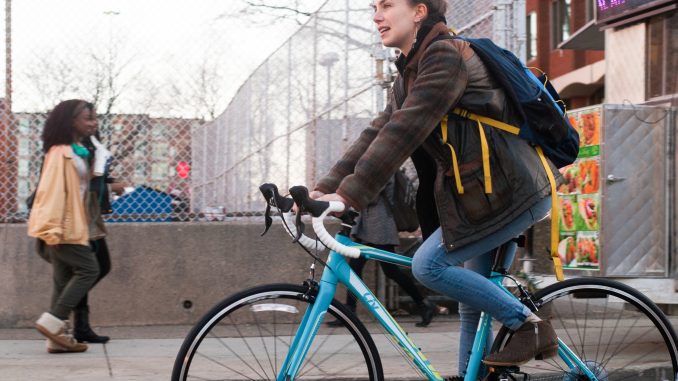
[601,104,674,277]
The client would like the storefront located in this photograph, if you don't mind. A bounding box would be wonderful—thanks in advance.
[538,0,678,304]
[557,104,674,278]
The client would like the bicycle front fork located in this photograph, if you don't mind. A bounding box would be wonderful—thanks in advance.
[276,279,337,381]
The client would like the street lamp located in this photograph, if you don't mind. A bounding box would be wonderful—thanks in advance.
[318,51,339,119]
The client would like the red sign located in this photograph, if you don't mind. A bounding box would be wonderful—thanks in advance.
[176,161,190,179]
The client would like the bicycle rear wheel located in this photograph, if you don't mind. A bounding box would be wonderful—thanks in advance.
[490,278,678,380]
[172,283,383,381]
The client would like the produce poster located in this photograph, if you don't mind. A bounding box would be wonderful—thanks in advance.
[557,107,601,270]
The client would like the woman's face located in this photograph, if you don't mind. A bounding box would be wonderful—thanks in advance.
[372,0,426,55]
[72,107,97,141]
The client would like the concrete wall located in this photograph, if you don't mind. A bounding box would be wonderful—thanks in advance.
[0,221,378,328]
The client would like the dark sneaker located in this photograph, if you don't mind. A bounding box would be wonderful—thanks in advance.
[415,299,436,327]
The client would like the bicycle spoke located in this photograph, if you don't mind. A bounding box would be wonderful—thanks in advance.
[582,295,590,361]
[605,348,671,380]
[299,336,362,377]
[552,298,580,359]
[208,330,269,380]
[297,325,337,377]
[601,323,665,370]
[257,318,329,376]
[599,298,626,363]
[250,306,276,377]
[600,312,643,369]
[194,350,259,381]
[229,315,272,379]
[490,280,678,381]
[595,296,610,364]
[568,295,586,360]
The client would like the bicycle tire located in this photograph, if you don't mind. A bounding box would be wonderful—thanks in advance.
[172,283,384,381]
[489,277,678,380]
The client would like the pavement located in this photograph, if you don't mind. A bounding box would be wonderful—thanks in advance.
[1,314,678,381]
[2,316,463,381]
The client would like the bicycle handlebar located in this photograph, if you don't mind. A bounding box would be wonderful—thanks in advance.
[259,183,294,212]
[259,183,325,252]
[289,186,360,258]
[260,183,360,258]
[310,201,360,258]
[281,211,327,251]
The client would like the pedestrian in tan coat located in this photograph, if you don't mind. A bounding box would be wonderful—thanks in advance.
[29,99,100,353]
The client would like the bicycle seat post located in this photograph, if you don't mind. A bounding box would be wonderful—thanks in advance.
[492,237,524,274]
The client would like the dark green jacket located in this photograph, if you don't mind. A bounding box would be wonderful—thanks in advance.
[316,22,556,250]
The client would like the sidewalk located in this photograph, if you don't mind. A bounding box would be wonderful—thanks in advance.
[2,314,677,381]
[0,317,463,381]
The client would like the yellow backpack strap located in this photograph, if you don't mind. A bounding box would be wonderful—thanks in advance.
[450,107,564,280]
[441,115,464,194]
[535,146,564,281]
[476,120,492,194]
[452,108,521,135]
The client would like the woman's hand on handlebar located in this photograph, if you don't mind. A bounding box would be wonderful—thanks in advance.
[292,190,325,214]
[310,190,325,200]
[316,193,349,217]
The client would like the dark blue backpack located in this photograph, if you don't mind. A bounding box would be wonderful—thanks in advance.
[437,35,579,168]
[434,35,577,281]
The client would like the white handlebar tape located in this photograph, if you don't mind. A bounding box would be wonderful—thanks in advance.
[282,212,326,251]
[311,201,360,258]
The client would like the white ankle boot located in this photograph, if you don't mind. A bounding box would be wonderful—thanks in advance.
[35,312,88,353]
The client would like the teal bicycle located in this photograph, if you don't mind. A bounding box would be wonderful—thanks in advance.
[172,184,678,381]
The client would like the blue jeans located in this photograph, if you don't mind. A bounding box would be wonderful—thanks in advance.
[412,196,551,376]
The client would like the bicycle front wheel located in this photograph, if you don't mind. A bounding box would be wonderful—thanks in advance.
[172,283,383,381]
[491,278,678,380]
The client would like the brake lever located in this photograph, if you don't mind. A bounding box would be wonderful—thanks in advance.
[293,208,306,243]
[259,183,295,237]
[261,201,273,237]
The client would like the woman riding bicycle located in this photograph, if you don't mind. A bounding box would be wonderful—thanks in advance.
[311,0,558,376]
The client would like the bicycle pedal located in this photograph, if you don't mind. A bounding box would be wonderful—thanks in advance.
[486,366,527,381]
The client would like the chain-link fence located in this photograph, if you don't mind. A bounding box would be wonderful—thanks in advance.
[193,0,525,217]
[0,0,317,223]
[0,0,523,222]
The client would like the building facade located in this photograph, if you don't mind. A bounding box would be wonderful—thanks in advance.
[598,0,677,105]
[525,0,605,109]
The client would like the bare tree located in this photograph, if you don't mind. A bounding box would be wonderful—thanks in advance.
[218,1,373,50]
[168,51,225,121]
[22,49,82,112]
[218,0,314,25]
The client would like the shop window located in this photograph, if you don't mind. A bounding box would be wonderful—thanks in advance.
[152,142,168,159]
[152,123,167,137]
[552,0,571,48]
[527,11,538,60]
[18,160,29,177]
[585,0,595,22]
[151,163,168,180]
[646,11,678,99]
[134,140,147,159]
[18,139,29,156]
[134,162,147,178]
[18,119,30,134]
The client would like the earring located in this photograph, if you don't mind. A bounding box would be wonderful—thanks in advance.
[411,22,420,49]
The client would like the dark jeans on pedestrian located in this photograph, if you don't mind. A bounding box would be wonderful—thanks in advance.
[75,238,111,309]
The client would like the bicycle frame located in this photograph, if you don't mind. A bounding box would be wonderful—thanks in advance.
[277,232,599,381]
